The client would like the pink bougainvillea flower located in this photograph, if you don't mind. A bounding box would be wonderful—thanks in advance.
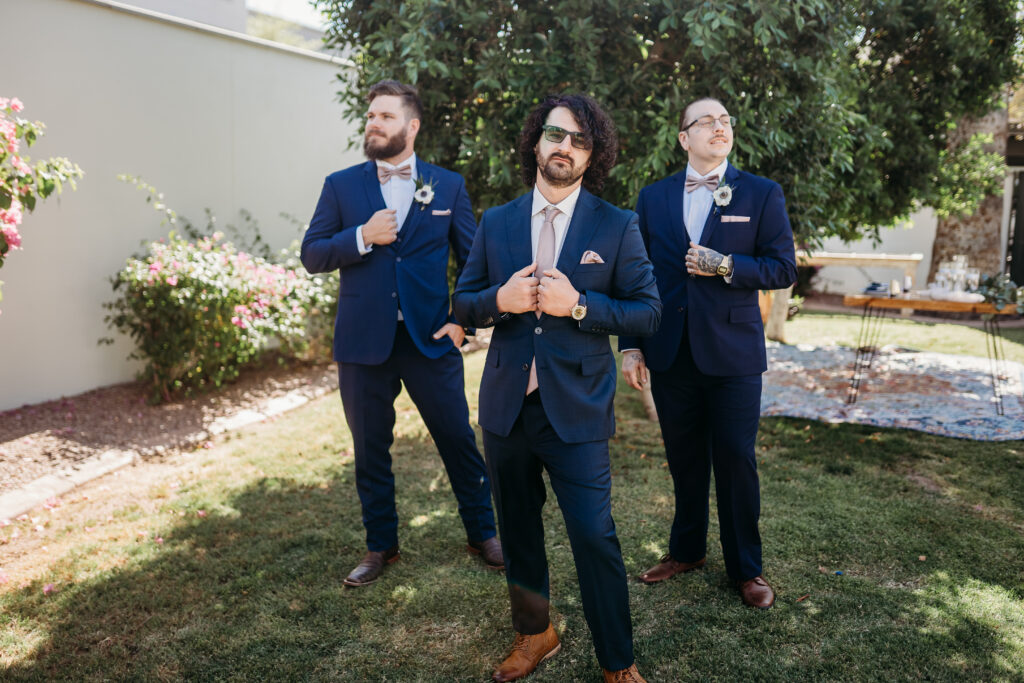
[231,316,248,329]
[0,97,9,109]
[197,510,207,517]
[155,536,164,544]
[9,98,23,112]
[43,583,55,595]
[1,224,22,248]
[148,261,163,273]
[166,275,178,286]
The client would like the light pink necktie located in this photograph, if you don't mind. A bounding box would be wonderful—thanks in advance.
[526,206,559,394]
[685,174,719,192]
[377,164,412,184]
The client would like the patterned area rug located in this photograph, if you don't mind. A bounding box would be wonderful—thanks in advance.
[763,342,1024,441]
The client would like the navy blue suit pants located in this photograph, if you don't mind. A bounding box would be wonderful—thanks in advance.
[338,322,496,551]
[650,333,763,581]
[483,392,634,671]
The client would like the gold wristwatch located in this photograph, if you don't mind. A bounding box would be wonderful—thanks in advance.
[716,254,733,277]
[570,293,588,321]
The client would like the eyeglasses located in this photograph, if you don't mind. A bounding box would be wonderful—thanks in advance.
[681,115,737,133]
[541,125,591,149]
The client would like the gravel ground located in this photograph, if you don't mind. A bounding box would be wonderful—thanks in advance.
[0,361,339,494]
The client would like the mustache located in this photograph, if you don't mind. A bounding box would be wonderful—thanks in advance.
[549,154,573,162]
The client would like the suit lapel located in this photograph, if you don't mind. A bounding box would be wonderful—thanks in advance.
[362,161,387,214]
[504,193,534,273]
[398,160,433,248]
[698,163,740,247]
[555,189,601,280]
[668,171,688,253]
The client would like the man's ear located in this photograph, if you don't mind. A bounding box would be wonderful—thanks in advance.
[408,117,421,137]
[677,130,689,153]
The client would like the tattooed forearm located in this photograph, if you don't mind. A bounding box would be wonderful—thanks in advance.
[695,249,723,274]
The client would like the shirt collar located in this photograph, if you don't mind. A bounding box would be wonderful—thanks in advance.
[531,184,582,219]
[686,159,728,181]
[376,152,418,179]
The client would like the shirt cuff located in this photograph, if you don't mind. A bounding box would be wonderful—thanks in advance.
[355,224,372,255]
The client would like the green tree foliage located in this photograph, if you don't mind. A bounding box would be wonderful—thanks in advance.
[315,0,1021,247]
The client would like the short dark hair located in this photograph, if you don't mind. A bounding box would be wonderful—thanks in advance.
[367,80,424,123]
[679,96,725,131]
[517,94,618,193]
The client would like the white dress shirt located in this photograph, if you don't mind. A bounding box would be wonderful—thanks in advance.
[684,158,728,244]
[356,152,418,255]
[530,184,581,266]
[356,152,417,320]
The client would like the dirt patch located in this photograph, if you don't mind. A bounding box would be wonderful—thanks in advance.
[0,360,338,494]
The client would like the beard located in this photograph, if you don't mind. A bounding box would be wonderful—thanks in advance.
[363,126,408,160]
[536,149,586,188]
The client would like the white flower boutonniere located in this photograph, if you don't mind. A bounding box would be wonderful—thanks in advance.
[413,177,436,210]
[713,183,734,208]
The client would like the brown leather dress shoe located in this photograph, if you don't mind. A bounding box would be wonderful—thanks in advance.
[468,536,505,570]
[739,575,775,609]
[342,545,400,587]
[492,622,560,682]
[603,663,647,682]
[638,554,706,584]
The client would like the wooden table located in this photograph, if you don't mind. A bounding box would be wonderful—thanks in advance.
[842,294,1020,415]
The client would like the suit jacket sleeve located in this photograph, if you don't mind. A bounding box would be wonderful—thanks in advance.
[300,178,365,274]
[728,183,797,291]
[616,192,654,350]
[452,209,504,329]
[448,178,477,330]
[579,211,661,338]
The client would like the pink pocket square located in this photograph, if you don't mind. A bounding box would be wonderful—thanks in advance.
[431,209,452,216]
[721,215,751,223]
[580,250,605,264]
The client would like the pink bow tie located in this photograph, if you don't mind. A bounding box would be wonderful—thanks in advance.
[685,174,719,193]
[377,164,412,184]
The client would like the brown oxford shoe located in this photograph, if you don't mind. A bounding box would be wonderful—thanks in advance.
[492,622,560,682]
[638,554,706,584]
[603,663,647,682]
[467,536,505,570]
[739,575,775,609]
[342,545,400,587]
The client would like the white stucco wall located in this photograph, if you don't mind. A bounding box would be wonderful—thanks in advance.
[812,209,938,293]
[115,0,247,31]
[0,0,360,410]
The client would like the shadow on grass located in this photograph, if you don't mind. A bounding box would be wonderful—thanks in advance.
[2,417,1023,681]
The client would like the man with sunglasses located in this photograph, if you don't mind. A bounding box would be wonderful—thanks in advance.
[619,97,796,609]
[454,94,660,682]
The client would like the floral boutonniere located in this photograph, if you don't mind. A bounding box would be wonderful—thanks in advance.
[413,177,436,210]
[712,183,734,208]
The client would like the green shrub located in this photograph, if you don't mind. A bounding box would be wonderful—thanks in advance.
[104,231,337,402]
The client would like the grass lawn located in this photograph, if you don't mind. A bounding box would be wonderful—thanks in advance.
[1,312,1022,681]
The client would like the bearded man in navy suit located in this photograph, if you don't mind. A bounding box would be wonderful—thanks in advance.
[301,80,501,588]
[454,95,660,683]
[619,97,797,609]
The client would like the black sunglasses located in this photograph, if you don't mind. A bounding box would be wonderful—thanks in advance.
[541,124,591,149]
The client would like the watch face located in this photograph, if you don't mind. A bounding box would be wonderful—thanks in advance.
[571,305,586,321]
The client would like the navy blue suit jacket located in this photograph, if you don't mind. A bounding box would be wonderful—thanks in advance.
[619,164,797,376]
[301,160,476,364]
[453,189,661,444]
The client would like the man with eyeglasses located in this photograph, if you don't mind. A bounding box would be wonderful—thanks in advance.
[454,94,660,682]
[619,97,796,609]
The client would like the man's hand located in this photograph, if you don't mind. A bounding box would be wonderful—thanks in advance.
[363,208,399,246]
[621,350,648,391]
[685,241,724,277]
[432,323,465,347]
[496,263,539,313]
[538,268,579,317]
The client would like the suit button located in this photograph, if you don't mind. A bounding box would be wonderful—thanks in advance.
[677,307,684,312]
[521,363,529,371]
[534,327,542,335]
[392,292,397,298]
[396,256,402,263]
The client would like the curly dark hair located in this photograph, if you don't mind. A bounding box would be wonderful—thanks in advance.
[517,94,618,194]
